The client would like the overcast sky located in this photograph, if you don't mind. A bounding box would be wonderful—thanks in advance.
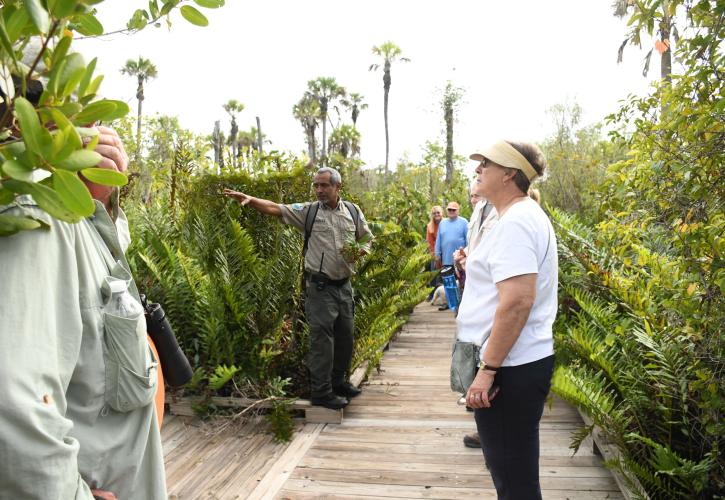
[77,1,659,174]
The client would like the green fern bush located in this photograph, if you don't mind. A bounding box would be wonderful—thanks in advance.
[551,202,722,498]
[549,9,724,495]
[351,220,430,371]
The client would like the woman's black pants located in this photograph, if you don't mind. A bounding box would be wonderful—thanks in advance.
[474,355,555,500]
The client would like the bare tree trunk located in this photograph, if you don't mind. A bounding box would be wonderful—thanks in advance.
[256,116,263,155]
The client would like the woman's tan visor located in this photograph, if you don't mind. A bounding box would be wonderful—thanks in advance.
[470,141,538,181]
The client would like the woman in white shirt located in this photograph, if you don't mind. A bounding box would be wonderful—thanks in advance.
[457,140,557,500]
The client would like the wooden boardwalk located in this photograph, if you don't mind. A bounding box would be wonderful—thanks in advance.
[162,303,623,499]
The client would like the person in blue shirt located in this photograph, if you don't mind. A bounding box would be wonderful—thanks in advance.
[434,201,468,310]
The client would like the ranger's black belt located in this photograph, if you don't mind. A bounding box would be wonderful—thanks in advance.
[305,272,349,286]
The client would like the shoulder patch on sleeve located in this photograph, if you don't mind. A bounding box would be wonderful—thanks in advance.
[291,203,305,211]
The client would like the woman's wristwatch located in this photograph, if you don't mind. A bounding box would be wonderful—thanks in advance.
[479,361,499,373]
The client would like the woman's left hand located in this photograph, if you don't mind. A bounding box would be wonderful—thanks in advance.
[82,126,128,208]
[466,368,496,409]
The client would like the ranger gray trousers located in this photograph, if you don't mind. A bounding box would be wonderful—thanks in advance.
[305,280,354,398]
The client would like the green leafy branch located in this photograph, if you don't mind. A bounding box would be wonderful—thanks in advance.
[0,0,222,236]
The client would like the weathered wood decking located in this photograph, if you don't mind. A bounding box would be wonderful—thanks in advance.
[163,303,623,499]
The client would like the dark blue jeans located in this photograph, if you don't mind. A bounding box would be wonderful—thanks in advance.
[474,355,555,500]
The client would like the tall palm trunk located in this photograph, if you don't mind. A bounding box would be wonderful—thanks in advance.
[444,104,454,185]
[305,121,317,165]
[255,116,263,155]
[383,60,391,178]
[321,99,328,162]
[212,120,224,173]
[135,77,143,164]
[135,76,149,201]
[229,117,238,169]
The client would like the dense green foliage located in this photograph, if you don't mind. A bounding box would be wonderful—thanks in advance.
[126,156,431,402]
[551,2,724,497]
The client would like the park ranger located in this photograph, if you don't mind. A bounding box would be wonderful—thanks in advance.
[223,167,373,409]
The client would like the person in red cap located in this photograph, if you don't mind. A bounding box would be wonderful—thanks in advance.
[433,201,468,310]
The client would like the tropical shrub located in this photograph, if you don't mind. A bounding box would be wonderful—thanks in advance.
[550,3,724,495]
[538,102,626,217]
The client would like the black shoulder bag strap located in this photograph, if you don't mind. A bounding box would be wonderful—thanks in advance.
[343,201,361,234]
[303,201,320,256]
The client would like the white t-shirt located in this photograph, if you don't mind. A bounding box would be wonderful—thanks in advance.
[456,198,558,366]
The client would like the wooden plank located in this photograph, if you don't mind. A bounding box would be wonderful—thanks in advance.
[310,439,590,458]
[278,480,624,500]
[290,467,621,491]
[304,447,607,467]
[305,406,343,424]
[162,415,305,499]
[579,410,649,500]
[248,423,324,500]
[298,456,613,478]
[349,361,369,388]
[314,427,594,449]
[339,417,478,429]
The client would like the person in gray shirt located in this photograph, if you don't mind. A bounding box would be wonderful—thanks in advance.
[223,167,372,409]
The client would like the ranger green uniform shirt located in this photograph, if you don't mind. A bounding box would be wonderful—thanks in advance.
[279,199,372,280]
[0,198,166,500]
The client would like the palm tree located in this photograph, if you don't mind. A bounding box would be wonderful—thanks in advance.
[370,41,409,178]
[121,56,157,200]
[306,77,346,163]
[328,124,361,159]
[222,99,244,168]
[237,126,266,156]
[341,92,368,129]
[293,95,321,165]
